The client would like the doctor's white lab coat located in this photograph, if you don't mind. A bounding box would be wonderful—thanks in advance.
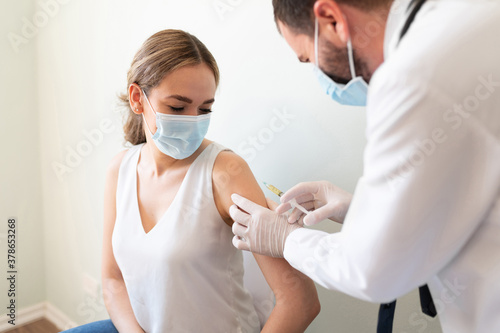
[283,1,500,332]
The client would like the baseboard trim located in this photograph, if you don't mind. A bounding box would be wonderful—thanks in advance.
[0,301,77,332]
[45,301,78,331]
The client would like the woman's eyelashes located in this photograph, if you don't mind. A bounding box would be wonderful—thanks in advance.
[167,106,212,114]
[169,106,185,112]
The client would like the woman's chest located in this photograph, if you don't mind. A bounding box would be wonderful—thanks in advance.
[136,169,187,234]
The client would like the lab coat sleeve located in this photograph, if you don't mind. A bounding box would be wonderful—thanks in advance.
[283,71,500,303]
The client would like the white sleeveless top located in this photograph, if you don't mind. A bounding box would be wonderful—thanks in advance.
[112,142,260,333]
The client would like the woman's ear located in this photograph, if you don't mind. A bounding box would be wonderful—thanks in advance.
[313,0,350,44]
[129,83,143,115]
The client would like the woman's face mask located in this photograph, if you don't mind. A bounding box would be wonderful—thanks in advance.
[141,89,211,160]
[313,18,369,107]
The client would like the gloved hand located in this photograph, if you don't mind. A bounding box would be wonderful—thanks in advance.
[230,194,302,258]
[276,181,353,226]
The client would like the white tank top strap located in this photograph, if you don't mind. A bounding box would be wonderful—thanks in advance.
[115,143,144,221]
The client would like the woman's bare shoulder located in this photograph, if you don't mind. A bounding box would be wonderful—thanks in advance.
[106,148,130,180]
[213,149,249,179]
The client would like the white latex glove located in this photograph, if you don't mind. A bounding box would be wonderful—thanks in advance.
[230,194,302,258]
[276,181,353,226]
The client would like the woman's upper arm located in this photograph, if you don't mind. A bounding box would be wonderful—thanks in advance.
[213,151,319,305]
[212,151,264,224]
[101,149,128,282]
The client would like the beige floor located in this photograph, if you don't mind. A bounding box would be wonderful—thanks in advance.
[4,318,59,333]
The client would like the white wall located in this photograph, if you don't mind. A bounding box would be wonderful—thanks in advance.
[0,0,47,321]
[2,0,442,331]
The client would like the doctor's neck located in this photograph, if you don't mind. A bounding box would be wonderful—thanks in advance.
[340,4,390,81]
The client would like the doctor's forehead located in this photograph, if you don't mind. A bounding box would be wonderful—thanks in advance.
[277,20,314,63]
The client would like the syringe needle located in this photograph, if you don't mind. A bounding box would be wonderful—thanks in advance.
[263,182,309,215]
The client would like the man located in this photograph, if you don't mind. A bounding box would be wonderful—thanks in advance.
[229,0,500,332]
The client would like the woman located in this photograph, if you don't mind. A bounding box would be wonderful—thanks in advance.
[63,29,319,333]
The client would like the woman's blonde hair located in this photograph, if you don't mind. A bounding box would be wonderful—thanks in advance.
[119,29,220,145]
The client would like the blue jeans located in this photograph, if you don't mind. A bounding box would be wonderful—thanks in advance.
[60,319,118,332]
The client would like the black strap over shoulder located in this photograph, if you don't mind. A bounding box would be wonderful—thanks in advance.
[399,0,428,42]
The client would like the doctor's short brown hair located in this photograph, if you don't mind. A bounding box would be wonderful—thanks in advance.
[272,0,393,36]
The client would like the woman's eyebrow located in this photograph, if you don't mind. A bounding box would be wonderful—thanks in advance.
[165,95,192,103]
[165,95,215,104]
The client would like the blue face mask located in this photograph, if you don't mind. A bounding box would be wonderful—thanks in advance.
[313,18,368,107]
[142,89,211,159]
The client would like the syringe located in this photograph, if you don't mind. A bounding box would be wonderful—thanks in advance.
[263,182,310,215]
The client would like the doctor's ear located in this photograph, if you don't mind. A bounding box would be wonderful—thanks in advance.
[313,0,350,44]
[128,83,144,115]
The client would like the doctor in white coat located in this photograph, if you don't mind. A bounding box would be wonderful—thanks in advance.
[229,0,500,332]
